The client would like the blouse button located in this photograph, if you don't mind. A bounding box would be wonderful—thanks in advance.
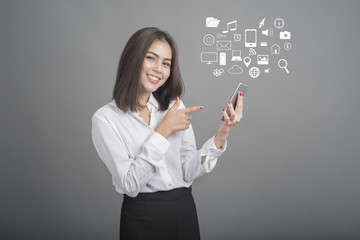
[168,183,172,187]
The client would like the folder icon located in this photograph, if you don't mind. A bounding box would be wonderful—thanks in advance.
[206,17,220,28]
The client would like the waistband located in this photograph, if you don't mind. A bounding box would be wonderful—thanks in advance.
[124,186,192,202]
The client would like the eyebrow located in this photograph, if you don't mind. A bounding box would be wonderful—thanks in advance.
[147,51,172,62]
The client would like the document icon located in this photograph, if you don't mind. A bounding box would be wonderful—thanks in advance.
[216,40,232,50]
[206,17,220,28]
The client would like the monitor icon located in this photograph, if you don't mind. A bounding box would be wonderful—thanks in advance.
[201,52,218,64]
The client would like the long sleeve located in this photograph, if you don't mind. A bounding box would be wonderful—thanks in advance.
[92,117,170,197]
[178,115,227,182]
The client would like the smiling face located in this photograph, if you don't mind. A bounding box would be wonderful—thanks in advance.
[140,40,172,100]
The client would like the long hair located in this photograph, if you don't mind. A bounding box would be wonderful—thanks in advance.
[112,27,183,112]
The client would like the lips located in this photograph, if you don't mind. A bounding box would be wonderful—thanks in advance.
[147,74,161,84]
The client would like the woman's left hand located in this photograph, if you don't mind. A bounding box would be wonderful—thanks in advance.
[214,92,244,149]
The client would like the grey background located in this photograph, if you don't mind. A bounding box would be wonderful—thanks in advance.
[1,0,360,239]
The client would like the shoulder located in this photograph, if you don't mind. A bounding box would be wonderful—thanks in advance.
[92,100,125,125]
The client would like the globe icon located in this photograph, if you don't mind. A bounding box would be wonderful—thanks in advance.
[249,67,260,78]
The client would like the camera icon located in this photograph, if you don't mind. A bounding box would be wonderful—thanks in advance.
[280,31,291,40]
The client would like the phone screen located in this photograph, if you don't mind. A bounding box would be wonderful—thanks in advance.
[245,29,257,47]
[221,83,248,120]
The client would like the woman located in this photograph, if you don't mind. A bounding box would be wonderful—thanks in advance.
[91,27,244,240]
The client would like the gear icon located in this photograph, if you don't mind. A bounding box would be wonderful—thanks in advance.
[213,68,224,77]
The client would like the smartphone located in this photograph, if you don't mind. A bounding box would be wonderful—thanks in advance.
[245,29,257,47]
[219,52,226,66]
[221,83,248,120]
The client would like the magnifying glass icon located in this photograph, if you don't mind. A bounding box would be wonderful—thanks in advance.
[278,59,289,74]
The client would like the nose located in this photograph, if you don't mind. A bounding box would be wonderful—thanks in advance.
[153,60,162,73]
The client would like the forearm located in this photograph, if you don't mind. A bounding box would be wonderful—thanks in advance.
[214,133,228,149]
[201,135,226,164]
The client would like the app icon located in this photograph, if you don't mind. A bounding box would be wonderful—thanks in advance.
[203,34,215,46]
[271,44,281,54]
[228,65,243,74]
[216,40,232,50]
[231,50,242,61]
[280,31,291,39]
[257,55,269,65]
[201,52,218,64]
[223,20,237,33]
[243,56,251,67]
[284,42,292,50]
[206,17,220,28]
[278,59,289,74]
[259,18,265,28]
[249,67,260,78]
[234,34,241,41]
[274,18,285,29]
[213,68,224,76]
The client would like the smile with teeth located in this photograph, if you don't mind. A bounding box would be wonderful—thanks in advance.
[147,74,161,83]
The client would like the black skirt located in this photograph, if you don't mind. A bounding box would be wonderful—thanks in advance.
[120,186,200,240]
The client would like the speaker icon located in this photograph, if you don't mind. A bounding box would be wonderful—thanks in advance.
[262,27,273,37]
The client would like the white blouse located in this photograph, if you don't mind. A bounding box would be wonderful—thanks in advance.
[91,94,227,197]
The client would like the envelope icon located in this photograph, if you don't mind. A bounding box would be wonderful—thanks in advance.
[216,40,232,50]
[206,17,220,28]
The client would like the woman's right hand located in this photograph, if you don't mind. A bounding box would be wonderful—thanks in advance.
[155,97,204,139]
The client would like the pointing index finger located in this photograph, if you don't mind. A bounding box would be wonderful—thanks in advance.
[183,106,204,114]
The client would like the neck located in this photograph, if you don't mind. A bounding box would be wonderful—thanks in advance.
[139,92,150,108]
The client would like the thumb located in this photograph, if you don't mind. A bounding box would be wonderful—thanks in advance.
[170,96,181,111]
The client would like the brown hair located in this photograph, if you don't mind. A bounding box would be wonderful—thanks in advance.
[112,27,183,112]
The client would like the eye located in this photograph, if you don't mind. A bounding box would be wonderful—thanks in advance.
[146,55,155,61]
[163,62,171,67]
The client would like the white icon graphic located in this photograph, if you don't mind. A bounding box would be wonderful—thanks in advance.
[257,55,269,65]
[249,67,260,78]
[245,29,257,47]
[259,18,265,28]
[274,18,285,29]
[213,68,224,77]
[278,59,289,74]
[280,31,291,39]
[243,56,251,68]
[222,20,237,33]
[219,52,226,66]
[249,48,257,56]
[216,40,232,50]
[271,44,281,54]
[201,17,292,78]
[206,17,220,28]
[284,42,292,50]
[203,34,215,46]
[228,65,243,74]
[231,50,242,61]
[262,28,273,37]
[201,52,218,64]
[234,34,241,41]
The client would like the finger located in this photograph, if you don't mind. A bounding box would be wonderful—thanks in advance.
[222,108,230,122]
[227,100,236,121]
[235,92,244,112]
[183,106,204,114]
[170,96,181,111]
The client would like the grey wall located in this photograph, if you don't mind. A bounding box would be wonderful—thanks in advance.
[1,0,360,239]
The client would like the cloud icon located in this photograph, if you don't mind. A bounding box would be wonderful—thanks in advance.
[228,65,243,74]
